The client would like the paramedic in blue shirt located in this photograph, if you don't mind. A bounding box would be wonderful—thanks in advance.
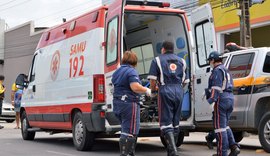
[206,51,240,156]
[112,51,151,156]
[148,41,189,156]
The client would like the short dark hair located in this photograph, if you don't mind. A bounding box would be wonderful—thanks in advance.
[0,75,4,81]
[214,58,223,63]
[162,41,174,52]
[121,51,138,67]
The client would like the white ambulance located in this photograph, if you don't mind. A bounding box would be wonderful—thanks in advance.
[19,0,218,151]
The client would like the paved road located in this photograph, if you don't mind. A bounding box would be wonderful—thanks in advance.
[0,121,268,156]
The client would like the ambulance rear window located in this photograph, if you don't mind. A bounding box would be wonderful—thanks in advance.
[106,17,118,65]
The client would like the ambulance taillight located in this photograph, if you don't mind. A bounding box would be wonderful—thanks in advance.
[93,74,105,103]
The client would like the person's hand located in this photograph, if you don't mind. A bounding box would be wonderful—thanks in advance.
[145,88,152,97]
[11,101,14,106]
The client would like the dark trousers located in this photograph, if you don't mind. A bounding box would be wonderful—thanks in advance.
[158,84,183,135]
[113,99,140,138]
[214,93,237,156]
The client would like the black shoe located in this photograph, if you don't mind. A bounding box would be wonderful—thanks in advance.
[229,145,240,156]
[128,137,137,156]
[205,135,214,149]
[212,154,217,156]
[119,137,136,156]
[0,125,4,129]
[164,132,179,156]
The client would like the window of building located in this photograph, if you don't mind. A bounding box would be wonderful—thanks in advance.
[106,17,118,65]
[131,44,154,75]
[263,52,270,73]
[228,53,254,79]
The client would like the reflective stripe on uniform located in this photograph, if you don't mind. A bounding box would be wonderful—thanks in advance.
[214,127,227,133]
[156,57,165,85]
[211,86,223,93]
[121,132,134,137]
[160,124,173,130]
[180,58,186,83]
[147,75,157,80]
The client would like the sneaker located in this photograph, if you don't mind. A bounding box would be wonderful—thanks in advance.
[0,125,4,129]
[229,145,240,156]
[205,135,214,149]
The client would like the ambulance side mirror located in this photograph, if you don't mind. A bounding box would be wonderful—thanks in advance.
[15,73,28,89]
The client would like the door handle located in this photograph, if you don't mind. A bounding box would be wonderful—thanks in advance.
[206,67,211,73]
[33,85,36,92]
[197,78,201,84]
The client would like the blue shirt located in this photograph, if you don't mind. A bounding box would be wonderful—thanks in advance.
[14,89,23,106]
[148,52,189,85]
[112,64,141,101]
[207,64,234,104]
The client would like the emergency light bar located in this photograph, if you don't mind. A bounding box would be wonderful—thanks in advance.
[126,0,170,8]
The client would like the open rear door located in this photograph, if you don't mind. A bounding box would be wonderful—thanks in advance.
[104,0,126,118]
[191,3,218,122]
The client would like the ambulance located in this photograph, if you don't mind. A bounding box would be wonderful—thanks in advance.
[18,0,218,151]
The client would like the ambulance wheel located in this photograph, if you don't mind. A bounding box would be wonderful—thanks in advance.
[72,112,95,151]
[21,111,35,140]
[258,112,270,153]
[233,132,243,143]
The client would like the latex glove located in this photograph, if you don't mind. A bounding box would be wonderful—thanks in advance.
[145,88,152,97]
[210,102,215,111]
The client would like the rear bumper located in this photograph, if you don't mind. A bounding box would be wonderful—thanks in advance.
[0,111,16,120]
[83,104,106,132]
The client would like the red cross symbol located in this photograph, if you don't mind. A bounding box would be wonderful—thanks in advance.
[50,51,60,81]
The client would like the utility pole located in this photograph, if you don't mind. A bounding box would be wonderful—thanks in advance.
[239,0,252,47]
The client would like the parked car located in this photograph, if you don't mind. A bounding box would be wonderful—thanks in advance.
[0,101,15,123]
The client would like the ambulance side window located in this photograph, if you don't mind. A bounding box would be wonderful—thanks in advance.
[195,21,215,67]
[228,53,255,79]
[263,52,270,73]
[29,54,38,82]
[106,17,118,65]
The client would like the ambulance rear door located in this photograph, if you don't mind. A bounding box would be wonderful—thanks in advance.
[104,0,126,125]
[191,3,218,122]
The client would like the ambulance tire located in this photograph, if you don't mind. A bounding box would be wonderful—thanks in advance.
[258,112,270,153]
[21,111,35,140]
[72,112,95,151]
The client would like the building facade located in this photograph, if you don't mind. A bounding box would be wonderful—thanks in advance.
[199,0,270,50]
[3,21,46,102]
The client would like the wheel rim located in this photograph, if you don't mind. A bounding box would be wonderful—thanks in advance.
[264,119,270,145]
[75,120,84,145]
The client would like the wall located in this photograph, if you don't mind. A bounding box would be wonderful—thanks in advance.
[4,21,46,103]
